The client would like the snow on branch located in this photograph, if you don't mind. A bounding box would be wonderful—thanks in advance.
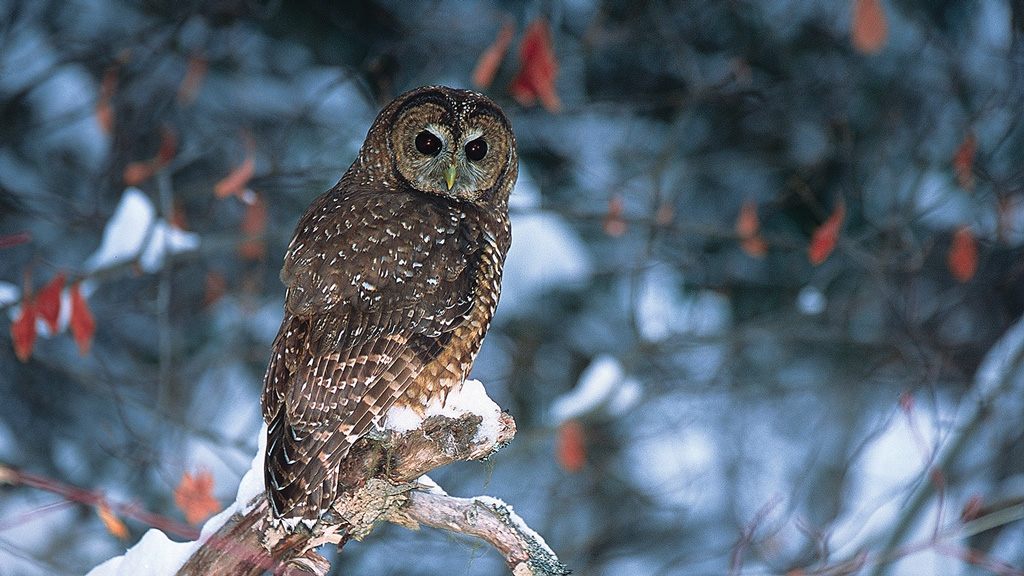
[86,380,568,576]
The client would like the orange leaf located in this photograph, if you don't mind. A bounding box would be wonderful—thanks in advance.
[174,469,221,525]
[947,225,978,282]
[176,54,208,105]
[70,282,96,356]
[215,152,255,200]
[11,295,36,363]
[602,195,627,237]
[156,125,179,168]
[97,501,129,540]
[473,21,515,89]
[852,0,887,54]
[123,160,157,187]
[36,272,65,333]
[96,65,118,133]
[808,198,846,265]
[953,131,977,190]
[556,420,587,473]
[238,193,268,259]
[736,200,768,258]
[655,202,674,226]
[509,18,561,113]
[204,270,227,306]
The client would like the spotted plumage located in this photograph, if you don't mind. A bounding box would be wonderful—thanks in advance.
[262,86,516,526]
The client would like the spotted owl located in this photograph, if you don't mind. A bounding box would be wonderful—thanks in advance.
[262,86,517,525]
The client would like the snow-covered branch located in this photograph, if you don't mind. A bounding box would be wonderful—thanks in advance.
[87,380,567,576]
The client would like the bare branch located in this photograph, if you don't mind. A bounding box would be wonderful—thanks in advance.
[174,404,566,576]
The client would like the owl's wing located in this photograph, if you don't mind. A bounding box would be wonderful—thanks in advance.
[262,188,482,523]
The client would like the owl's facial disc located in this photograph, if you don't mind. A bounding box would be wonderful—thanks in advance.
[390,96,511,202]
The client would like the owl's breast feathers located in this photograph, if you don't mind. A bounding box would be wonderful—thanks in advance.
[260,183,509,522]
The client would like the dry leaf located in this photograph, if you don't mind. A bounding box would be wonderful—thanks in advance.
[11,294,36,363]
[97,501,129,540]
[36,272,65,333]
[215,151,255,200]
[947,225,978,282]
[556,420,586,473]
[473,21,515,89]
[509,18,561,113]
[96,65,118,133]
[736,200,768,258]
[602,195,627,237]
[176,54,208,105]
[852,0,887,54]
[174,469,221,525]
[70,282,97,356]
[953,131,977,190]
[808,198,846,265]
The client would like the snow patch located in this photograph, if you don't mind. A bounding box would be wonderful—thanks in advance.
[499,211,591,315]
[0,281,19,307]
[383,379,502,445]
[549,355,641,424]
[84,530,199,576]
[85,188,199,273]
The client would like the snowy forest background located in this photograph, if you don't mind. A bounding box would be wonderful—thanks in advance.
[1,0,1024,575]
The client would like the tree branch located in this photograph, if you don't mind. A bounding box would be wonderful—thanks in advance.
[168,385,568,576]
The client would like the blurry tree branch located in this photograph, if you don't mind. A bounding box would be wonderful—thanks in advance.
[176,408,568,576]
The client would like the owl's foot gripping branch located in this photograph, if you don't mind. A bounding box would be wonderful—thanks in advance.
[137,380,570,576]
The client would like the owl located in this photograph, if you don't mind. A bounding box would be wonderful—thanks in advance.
[262,86,517,526]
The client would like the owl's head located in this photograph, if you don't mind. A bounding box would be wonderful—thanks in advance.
[356,86,517,205]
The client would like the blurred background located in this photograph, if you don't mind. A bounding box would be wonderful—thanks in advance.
[1,0,1023,574]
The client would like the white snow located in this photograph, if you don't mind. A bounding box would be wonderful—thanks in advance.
[85,427,267,576]
[499,211,591,316]
[974,313,1024,399]
[139,220,201,273]
[383,379,503,445]
[84,188,200,273]
[549,355,641,424]
[0,281,19,307]
[84,188,155,272]
[474,495,557,559]
[797,285,826,315]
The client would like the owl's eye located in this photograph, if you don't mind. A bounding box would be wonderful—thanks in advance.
[465,138,487,161]
[415,131,442,156]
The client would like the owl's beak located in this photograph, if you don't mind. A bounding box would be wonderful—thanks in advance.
[444,164,457,190]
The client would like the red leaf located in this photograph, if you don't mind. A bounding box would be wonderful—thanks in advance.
[556,420,587,473]
[509,18,561,113]
[97,501,129,540]
[156,125,179,168]
[473,21,515,89]
[947,225,978,282]
[736,200,768,258]
[602,195,627,237]
[36,272,65,333]
[70,283,97,356]
[176,53,208,105]
[953,131,977,190]
[123,160,156,187]
[852,0,887,54]
[204,270,227,306]
[174,469,221,525]
[11,295,36,363]
[215,150,255,200]
[808,198,846,265]
[123,126,178,186]
[96,65,118,134]
[655,202,674,226]
[0,231,31,251]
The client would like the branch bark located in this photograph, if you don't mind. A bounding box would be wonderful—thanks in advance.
[175,408,567,576]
